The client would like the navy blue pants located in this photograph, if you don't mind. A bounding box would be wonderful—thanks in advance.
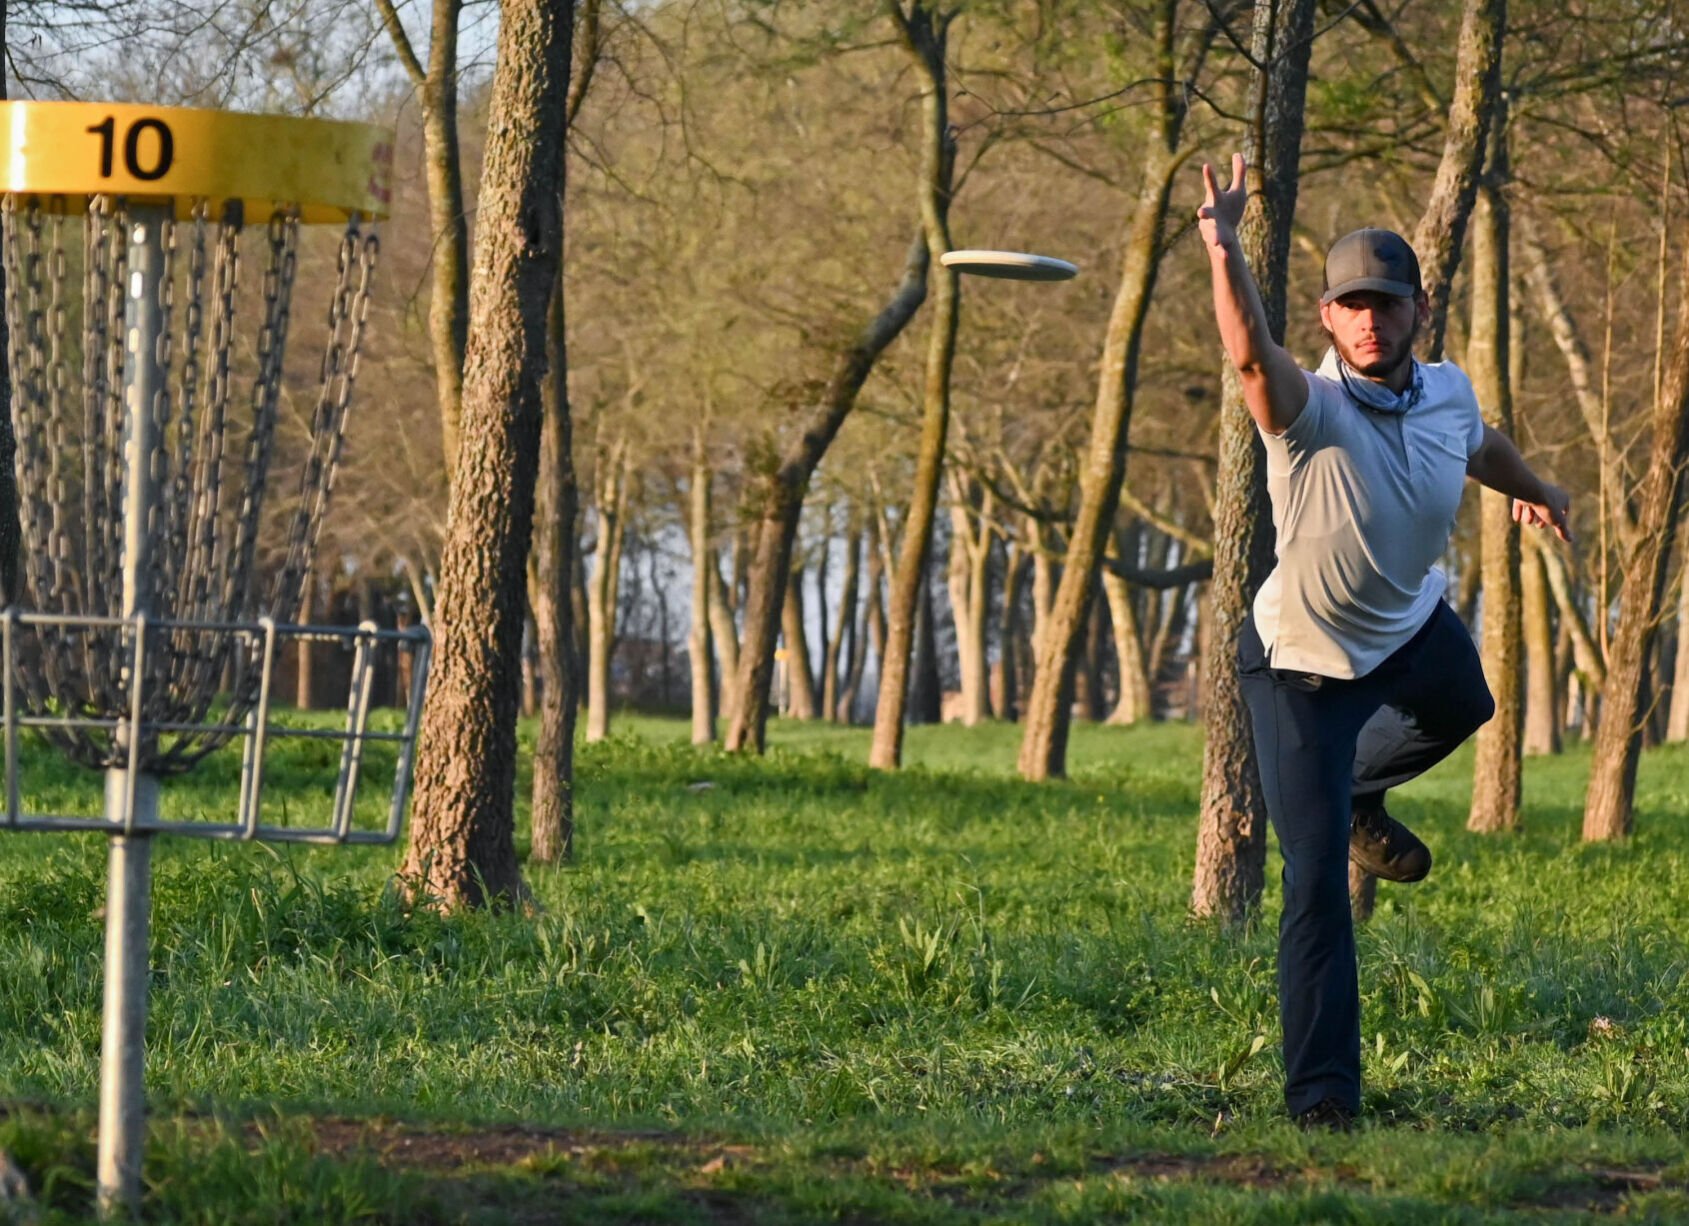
[1238,601,1494,1115]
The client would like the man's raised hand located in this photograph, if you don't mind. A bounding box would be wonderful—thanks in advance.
[1197,153,1248,252]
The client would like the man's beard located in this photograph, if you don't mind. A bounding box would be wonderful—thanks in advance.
[1325,323,1418,382]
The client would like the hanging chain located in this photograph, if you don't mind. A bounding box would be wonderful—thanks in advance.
[273,219,380,619]
[0,194,381,772]
[223,209,297,624]
[186,203,241,628]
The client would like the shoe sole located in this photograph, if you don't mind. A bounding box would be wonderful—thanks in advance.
[1348,845,1430,883]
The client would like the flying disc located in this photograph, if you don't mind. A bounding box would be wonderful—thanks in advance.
[940,249,1078,281]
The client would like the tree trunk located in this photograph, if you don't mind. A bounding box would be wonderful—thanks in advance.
[782,561,819,720]
[1103,540,1153,725]
[839,513,877,722]
[401,0,572,909]
[1518,211,1635,545]
[1410,0,1505,360]
[909,566,943,725]
[723,233,927,754]
[1646,638,1667,747]
[1537,536,1605,691]
[531,276,581,865]
[870,1,960,770]
[520,619,539,719]
[1521,543,1561,755]
[1016,126,1184,779]
[1583,253,1689,841]
[1082,594,1108,722]
[1190,0,1316,924]
[585,435,628,743]
[823,517,861,723]
[1467,116,1523,834]
[995,541,1027,721]
[375,0,470,477]
[708,554,740,727]
[689,420,716,744]
[1145,541,1187,689]
[1668,565,1689,741]
[945,480,993,726]
[866,549,888,702]
[647,542,673,708]
[296,571,317,709]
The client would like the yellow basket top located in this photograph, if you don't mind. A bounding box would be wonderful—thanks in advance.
[0,101,393,223]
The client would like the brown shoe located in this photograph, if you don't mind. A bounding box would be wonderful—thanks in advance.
[1295,1097,1356,1132]
[1350,802,1431,883]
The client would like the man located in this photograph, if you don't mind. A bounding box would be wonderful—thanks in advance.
[1196,153,1571,1130]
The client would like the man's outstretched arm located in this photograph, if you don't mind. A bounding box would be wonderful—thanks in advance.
[1466,425,1573,542]
[1198,152,1308,435]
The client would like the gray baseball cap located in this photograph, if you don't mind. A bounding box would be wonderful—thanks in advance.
[1321,228,1422,303]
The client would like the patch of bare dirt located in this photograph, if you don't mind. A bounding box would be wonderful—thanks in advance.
[278,1116,1688,1218]
[298,1117,717,1170]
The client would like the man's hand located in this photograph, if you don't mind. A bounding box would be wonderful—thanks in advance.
[1512,484,1572,543]
[1468,427,1573,543]
[1197,153,1248,253]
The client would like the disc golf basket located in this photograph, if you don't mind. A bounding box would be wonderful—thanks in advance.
[0,101,431,1216]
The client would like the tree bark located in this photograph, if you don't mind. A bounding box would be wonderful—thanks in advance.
[909,566,943,725]
[1103,535,1153,725]
[296,571,317,709]
[531,276,581,865]
[1521,543,1561,755]
[782,560,819,720]
[689,419,716,744]
[584,434,628,743]
[1081,594,1108,722]
[722,233,928,753]
[1668,564,1689,741]
[1030,515,1055,667]
[1016,0,1203,779]
[1409,0,1505,360]
[1467,115,1523,834]
[401,0,573,909]
[1518,212,1636,545]
[839,513,877,722]
[945,478,994,726]
[1536,535,1605,691]
[708,554,740,726]
[375,0,470,477]
[1190,0,1316,924]
[823,516,861,723]
[865,546,889,705]
[870,0,960,770]
[995,540,1028,721]
[1583,253,1689,841]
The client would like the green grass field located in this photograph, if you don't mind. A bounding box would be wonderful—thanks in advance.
[2,713,1688,1222]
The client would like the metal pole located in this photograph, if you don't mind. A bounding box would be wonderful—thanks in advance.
[96,778,155,1216]
[97,202,170,1219]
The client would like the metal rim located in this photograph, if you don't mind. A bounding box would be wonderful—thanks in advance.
[0,101,393,222]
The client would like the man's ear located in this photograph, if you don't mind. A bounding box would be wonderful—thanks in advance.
[1319,299,1334,332]
[1415,290,1432,329]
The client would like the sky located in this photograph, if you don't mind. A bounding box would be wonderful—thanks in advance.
[8,0,501,118]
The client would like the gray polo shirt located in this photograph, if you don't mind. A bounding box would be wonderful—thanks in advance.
[1253,349,1485,679]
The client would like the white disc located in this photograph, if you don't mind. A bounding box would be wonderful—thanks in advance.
[939,249,1078,281]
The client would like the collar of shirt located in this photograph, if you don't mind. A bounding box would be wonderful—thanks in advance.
[1317,346,1423,416]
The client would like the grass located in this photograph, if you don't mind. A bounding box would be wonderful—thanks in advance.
[1,712,1688,1221]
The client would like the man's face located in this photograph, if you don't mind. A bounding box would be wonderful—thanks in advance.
[1319,289,1429,381]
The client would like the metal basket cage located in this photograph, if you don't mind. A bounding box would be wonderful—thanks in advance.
[0,610,430,844]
